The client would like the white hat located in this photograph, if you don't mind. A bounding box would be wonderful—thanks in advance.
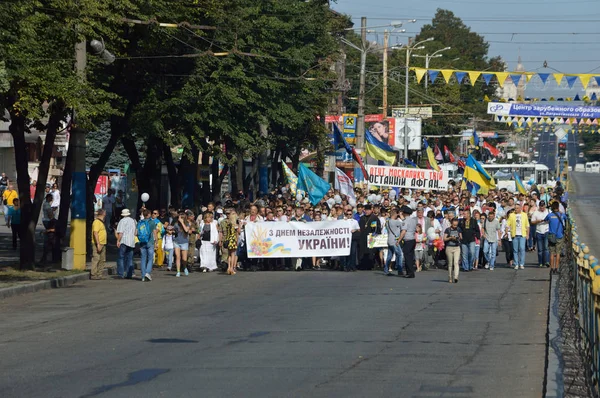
[470,198,476,203]
[216,208,223,214]
[121,209,131,217]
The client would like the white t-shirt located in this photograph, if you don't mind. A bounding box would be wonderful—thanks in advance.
[51,190,60,207]
[531,209,550,234]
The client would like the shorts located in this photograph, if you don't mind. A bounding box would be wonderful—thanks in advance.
[174,242,189,251]
[415,250,424,261]
[549,237,564,255]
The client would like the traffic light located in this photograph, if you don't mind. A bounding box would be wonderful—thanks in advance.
[558,142,566,157]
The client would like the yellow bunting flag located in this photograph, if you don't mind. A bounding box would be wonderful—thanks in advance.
[441,69,454,84]
[495,72,509,87]
[468,71,481,85]
[553,73,564,86]
[525,73,534,82]
[579,74,592,89]
[414,68,427,84]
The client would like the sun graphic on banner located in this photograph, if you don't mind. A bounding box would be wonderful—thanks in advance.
[249,226,291,257]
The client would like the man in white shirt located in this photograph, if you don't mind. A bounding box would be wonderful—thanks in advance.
[531,200,550,268]
[116,208,137,279]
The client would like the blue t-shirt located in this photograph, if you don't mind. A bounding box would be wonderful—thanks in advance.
[8,207,21,224]
[544,212,566,239]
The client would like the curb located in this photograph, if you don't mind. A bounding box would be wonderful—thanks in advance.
[543,274,564,397]
[0,272,90,300]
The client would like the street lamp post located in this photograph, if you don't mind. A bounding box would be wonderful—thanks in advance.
[412,46,451,92]
[402,37,434,159]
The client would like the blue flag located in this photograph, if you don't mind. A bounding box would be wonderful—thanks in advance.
[333,123,352,154]
[403,158,417,168]
[297,163,331,206]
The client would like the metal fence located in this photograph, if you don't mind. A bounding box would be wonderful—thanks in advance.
[554,209,597,397]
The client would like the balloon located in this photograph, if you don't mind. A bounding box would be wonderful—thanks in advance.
[334,194,342,204]
[427,227,438,241]
[349,198,356,207]
[302,197,310,204]
[296,193,303,201]
[141,193,150,203]
[327,198,336,208]
[389,190,397,198]
[375,194,382,203]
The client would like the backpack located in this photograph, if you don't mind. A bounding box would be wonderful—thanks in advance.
[137,219,152,244]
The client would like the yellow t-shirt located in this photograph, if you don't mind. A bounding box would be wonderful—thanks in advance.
[92,218,107,245]
[2,189,18,206]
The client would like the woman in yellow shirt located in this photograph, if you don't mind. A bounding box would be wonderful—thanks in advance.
[506,204,530,270]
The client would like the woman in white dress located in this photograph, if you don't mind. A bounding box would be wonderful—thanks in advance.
[198,211,220,272]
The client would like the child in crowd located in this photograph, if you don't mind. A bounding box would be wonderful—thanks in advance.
[163,225,175,271]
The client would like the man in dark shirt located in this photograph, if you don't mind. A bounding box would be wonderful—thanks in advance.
[358,204,381,270]
[398,206,417,278]
[458,208,480,272]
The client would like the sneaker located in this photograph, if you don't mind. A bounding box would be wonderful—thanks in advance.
[202,269,207,273]
[141,276,146,282]
[514,265,519,270]
[184,268,189,276]
[490,267,494,271]
[145,273,152,281]
[539,264,544,268]
[167,267,172,272]
[176,272,181,277]
[519,265,524,269]
[484,264,489,269]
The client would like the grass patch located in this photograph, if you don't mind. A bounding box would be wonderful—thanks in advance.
[0,267,85,283]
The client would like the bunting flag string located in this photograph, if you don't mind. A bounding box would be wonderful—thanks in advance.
[410,67,600,89]
[479,93,597,102]
[493,114,599,127]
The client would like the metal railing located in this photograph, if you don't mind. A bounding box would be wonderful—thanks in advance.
[555,210,598,397]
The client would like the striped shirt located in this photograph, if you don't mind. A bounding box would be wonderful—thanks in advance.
[116,217,137,248]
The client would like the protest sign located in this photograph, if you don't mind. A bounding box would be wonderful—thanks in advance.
[366,165,449,190]
[245,221,352,258]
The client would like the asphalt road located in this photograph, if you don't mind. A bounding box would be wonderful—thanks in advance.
[534,128,580,172]
[0,255,550,398]
[569,171,600,253]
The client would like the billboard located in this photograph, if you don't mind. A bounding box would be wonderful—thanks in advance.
[390,118,422,151]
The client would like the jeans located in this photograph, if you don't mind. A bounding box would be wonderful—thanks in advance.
[512,236,526,267]
[10,223,20,249]
[117,244,134,278]
[483,241,498,269]
[385,243,404,274]
[527,224,536,250]
[461,241,476,270]
[140,243,154,277]
[165,249,174,269]
[3,204,9,223]
[536,233,550,266]
[402,240,416,275]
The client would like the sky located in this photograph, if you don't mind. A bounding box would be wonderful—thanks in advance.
[331,0,600,97]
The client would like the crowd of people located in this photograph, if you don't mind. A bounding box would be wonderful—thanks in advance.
[90,179,569,283]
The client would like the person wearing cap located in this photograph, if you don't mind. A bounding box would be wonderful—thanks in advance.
[398,205,417,278]
[531,200,550,268]
[468,197,481,215]
[116,208,137,279]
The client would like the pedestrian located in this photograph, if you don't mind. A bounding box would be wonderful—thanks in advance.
[444,217,462,283]
[384,208,403,276]
[91,209,107,280]
[40,217,59,264]
[41,193,54,229]
[399,206,417,278]
[415,223,426,272]
[30,180,36,202]
[116,208,136,279]
[2,183,17,226]
[358,204,381,270]
[198,211,220,272]
[7,198,21,249]
[507,204,529,270]
[458,208,480,272]
[137,208,158,282]
[531,200,550,268]
[50,183,60,218]
[222,209,240,275]
[162,225,175,271]
[343,208,360,272]
[151,210,165,267]
[545,201,567,275]
[500,210,514,268]
[482,210,501,271]
[102,189,116,232]
[173,209,191,277]
[0,172,7,198]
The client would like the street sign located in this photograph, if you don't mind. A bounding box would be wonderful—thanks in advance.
[391,107,433,119]
[555,127,567,140]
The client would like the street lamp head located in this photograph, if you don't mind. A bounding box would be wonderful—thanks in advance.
[408,19,417,23]
[426,37,434,41]
[390,21,404,28]
[89,38,115,65]
[443,46,451,51]
[415,46,425,50]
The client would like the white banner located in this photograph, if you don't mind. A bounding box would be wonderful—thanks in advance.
[366,165,449,190]
[245,221,352,258]
[335,168,356,200]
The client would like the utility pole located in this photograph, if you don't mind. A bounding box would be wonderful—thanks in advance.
[382,30,389,118]
[71,40,87,269]
[356,16,367,152]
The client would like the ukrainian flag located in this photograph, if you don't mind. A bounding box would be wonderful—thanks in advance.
[365,130,396,165]
[423,139,440,172]
[470,130,480,148]
[464,155,495,194]
[514,172,528,195]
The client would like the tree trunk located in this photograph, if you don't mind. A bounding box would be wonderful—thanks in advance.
[211,155,221,201]
[235,155,244,194]
[163,143,180,208]
[56,132,74,245]
[200,152,211,205]
[139,137,162,210]
[270,147,280,187]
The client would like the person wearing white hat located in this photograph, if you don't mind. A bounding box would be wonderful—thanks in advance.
[116,208,137,279]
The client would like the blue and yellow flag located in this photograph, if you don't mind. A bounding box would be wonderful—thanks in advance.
[282,162,299,197]
[464,155,495,194]
[423,139,440,172]
[365,129,396,165]
[297,163,331,206]
[403,158,417,168]
[470,130,480,148]
[514,173,528,195]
